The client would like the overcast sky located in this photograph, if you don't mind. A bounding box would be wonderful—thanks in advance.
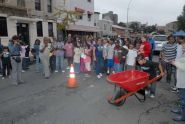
[94,0,185,26]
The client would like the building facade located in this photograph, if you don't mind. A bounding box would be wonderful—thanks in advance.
[102,11,118,25]
[165,21,178,35]
[0,0,57,46]
[63,0,99,36]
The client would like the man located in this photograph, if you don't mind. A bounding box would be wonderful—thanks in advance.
[160,35,177,91]
[171,37,185,121]
[136,54,164,98]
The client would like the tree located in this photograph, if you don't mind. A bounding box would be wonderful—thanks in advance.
[177,5,185,30]
[118,22,126,27]
[51,0,83,39]
[129,22,140,33]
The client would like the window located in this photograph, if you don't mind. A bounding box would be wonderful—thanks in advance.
[17,0,25,7]
[47,0,52,13]
[35,0,41,11]
[0,0,5,3]
[48,22,53,37]
[36,21,43,37]
[88,14,91,21]
[104,24,106,30]
[0,17,8,37]
[76,15,83,20]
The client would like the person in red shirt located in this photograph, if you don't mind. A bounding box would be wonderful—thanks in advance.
[138,35,151,59]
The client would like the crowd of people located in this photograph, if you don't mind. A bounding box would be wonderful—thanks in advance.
[0,33,185,121]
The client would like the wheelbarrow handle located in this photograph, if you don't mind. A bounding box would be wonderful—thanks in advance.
[146,74,163,85]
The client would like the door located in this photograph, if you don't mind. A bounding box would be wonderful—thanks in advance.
[16,23,29,45]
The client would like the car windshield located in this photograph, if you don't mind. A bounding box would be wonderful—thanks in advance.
[154,36,167,41]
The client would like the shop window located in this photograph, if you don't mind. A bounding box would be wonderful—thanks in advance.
[0,17,8,37]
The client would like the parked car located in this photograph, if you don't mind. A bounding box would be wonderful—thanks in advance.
[153,35,168,52]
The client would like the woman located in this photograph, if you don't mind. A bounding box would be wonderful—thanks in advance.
[34,39,41,73]
[84,43,92,76]
[171,38,185,121]
[40,37,51,79]
[10,35,24,85]
[138,35,151,59]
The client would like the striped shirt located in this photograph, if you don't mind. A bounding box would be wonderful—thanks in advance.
[162,43,177,62]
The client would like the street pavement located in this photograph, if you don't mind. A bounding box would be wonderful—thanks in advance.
[0,60,184,124]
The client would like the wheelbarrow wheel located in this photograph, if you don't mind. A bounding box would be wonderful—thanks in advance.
[108,89,127,106]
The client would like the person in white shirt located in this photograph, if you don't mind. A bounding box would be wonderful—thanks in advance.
[126,43,138,70]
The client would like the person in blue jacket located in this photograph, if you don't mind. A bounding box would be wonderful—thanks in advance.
[148,35,155,61]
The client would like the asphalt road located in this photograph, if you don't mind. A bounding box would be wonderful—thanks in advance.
[0,57,183,124]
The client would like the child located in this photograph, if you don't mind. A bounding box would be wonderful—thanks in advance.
[74,41,82,73]
[106,39,115,74]
[126,43,137,70]
[93,38,104,78]
[136,54,164,98]
[1,47,11,79]
[20,43,29,72]
[113,41,122,72]
[84,43,92,76]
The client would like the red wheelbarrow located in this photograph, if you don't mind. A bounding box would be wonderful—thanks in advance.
[107,70,162,106]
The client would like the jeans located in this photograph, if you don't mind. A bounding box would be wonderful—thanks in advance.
[149,51,154,61]
[114,63,123,72]
[22,57,30,70]
[179,88,185,109]
[0,59,2,75]
[56,55,64,71]
[74,63,80,73]
[11,58,23,83]
[95,57,104,75]
[162,61,177,86]
[2,61,11,77]
[35,55,42,72]
[50,55,56,72]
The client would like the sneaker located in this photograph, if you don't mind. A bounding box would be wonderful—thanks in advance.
[22,70,25,73]
[150,94,155,98]
[171,107,182,114]
[2,77,5,80]
[171,87,178,93]
[66,67,70,70]
[0,74,2,77]
[55,70,59,73]
[145,90,150,95]
[62,70,65,73]
[99,73,103,77]
[97,75,101,79]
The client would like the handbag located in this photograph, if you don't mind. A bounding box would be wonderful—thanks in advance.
[13,56,21,63]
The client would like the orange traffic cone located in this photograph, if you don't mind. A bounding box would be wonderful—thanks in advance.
[67,64,77,88]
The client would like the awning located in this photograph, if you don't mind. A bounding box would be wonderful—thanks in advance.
[87,11,93,15]
[173,30,185,37]
[67,25,100,32]
[75,7,85,13]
